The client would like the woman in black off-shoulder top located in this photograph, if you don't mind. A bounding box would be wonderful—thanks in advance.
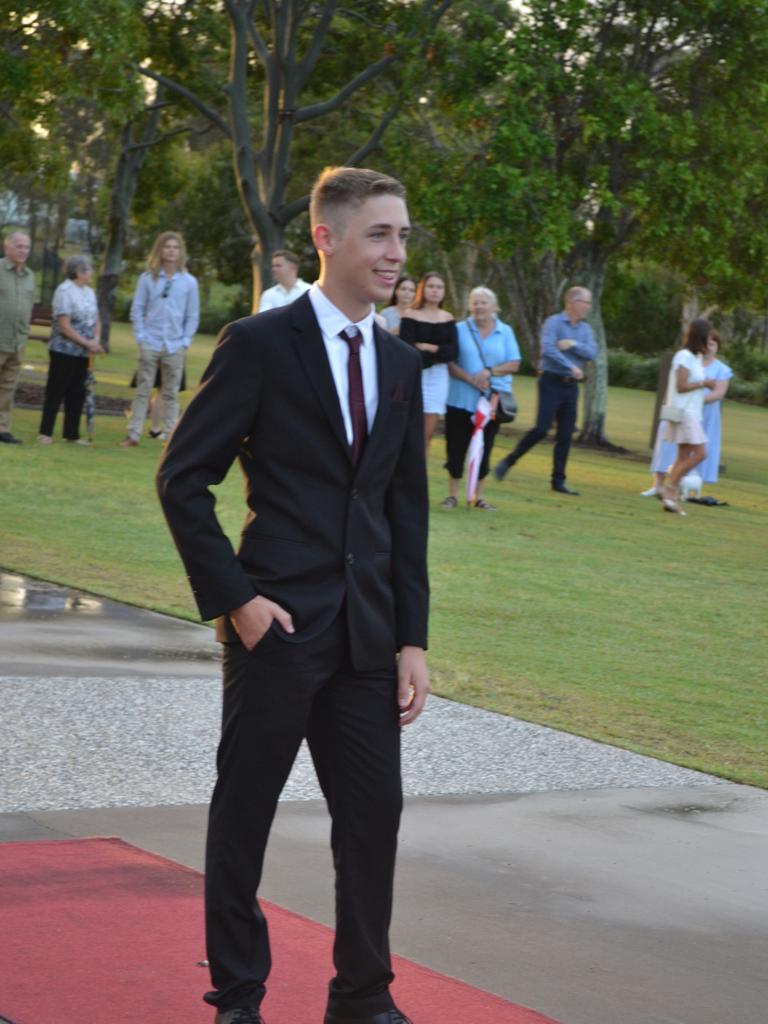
[399,272,458,451]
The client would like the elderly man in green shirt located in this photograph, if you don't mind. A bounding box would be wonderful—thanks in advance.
[0,232,36,444]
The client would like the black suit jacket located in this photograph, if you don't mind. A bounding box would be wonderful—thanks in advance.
[156,293,429,671]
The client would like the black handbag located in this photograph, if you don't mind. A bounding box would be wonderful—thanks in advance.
[495,390,518,423]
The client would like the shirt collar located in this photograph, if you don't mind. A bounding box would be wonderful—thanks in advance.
[1,257,30,275]
[309,282,375,348]
[467,316,499,335]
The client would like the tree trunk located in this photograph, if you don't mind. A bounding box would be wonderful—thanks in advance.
[140,1,451,313]
[249,223,284,312]
[96,100,164,349]
[574,260,622,449]
[491,250,562,364]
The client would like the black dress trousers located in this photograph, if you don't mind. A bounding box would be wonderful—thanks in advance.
[204,612,402,1018]
[39,349,88,440]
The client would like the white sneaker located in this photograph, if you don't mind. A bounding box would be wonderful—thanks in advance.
[640,487,659,497]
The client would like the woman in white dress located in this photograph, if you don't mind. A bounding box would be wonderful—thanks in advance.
[659,318,716,515]
[399,272,458,450]
[644,330,733,495]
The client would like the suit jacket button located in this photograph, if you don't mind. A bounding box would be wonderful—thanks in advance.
[346,553,355,565]
[351,488,359,500]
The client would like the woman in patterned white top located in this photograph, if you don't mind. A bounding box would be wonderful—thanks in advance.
[38,256,104,445]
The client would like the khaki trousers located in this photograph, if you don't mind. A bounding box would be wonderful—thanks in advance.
[127,347,185,441]
[0,349,23,433]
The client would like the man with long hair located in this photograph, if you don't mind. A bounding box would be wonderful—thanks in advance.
[121,231,199,446]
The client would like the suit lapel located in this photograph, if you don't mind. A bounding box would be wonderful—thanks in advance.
[290,294,352,462]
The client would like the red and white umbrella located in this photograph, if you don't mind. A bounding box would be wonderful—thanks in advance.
[466,395,493,504]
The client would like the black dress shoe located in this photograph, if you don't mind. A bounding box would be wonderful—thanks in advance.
[0,431,22,444]
[215,1008,265,1023]
[551,484,579,495]
[324,1008,412,1024]
[493,456,515,481]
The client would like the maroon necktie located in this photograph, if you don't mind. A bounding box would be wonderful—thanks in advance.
[341,327,367,464]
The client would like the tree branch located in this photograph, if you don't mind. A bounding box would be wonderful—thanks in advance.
[124,125,194,153]
[343,104,399,165]
[296,0,338,90]
[294,53,394,123]
[135,64,231,138]
[245,10,271,65]
[278,193,310,224]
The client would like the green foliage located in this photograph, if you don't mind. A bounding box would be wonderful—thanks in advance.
[0,1,145,188]
[400,0,768,310]
[606,349,661,392]
[721,343,768,384]
[602,262,686,355]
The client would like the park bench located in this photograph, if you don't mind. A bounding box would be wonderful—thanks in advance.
[28,302,52,343]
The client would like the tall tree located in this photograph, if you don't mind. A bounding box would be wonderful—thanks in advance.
[401,0,768,444]
[0,0,143,182]
[137,0,452,309]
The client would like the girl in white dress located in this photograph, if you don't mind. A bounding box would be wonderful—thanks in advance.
[660,318,716,515]
[644,330,733,494]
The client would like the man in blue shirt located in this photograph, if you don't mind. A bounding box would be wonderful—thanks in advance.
[494,287,596,495]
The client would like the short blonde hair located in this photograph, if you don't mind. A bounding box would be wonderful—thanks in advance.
[468,286,498,311]
[310,167,406,230]
[146,231,187,278]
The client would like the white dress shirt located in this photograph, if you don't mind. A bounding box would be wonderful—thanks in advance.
[258,278,311,312]
[308,283,378,445]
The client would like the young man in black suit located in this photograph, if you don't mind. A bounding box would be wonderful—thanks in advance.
[157,167,429,1024]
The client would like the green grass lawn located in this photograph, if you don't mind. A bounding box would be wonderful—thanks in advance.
[4,324,768,787]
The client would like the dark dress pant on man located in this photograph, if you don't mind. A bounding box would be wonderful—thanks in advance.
[205,611,403,1018]
[503,371,579,487]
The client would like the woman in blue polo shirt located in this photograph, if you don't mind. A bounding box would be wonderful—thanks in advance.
[441,286,521,510]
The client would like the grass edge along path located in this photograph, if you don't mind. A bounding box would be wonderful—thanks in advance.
[2,335,767,789]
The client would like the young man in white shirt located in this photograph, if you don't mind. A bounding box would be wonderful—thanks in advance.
[158,167,429,1024]
[257,249,311,311]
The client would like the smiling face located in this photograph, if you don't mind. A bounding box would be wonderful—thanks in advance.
[4,233,30,268]
[314,194,410,320]
[469,291,496,323]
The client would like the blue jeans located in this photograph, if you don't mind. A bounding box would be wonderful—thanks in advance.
[509,372,579,485]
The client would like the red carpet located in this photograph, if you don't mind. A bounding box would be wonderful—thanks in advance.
[0,838,559,1024]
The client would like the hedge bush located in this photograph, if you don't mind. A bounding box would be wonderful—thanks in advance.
[606,346,767,406]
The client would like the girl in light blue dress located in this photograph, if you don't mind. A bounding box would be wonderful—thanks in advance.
[643,332,732,494]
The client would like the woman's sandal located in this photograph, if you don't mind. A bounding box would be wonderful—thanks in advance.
[474,498,497,511]
[662,486,686,516]
[439,495,457,508]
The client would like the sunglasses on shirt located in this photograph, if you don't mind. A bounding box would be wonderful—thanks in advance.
[161,280,173,298]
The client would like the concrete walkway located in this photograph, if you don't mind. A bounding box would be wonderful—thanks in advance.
[2,571,767,1024]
